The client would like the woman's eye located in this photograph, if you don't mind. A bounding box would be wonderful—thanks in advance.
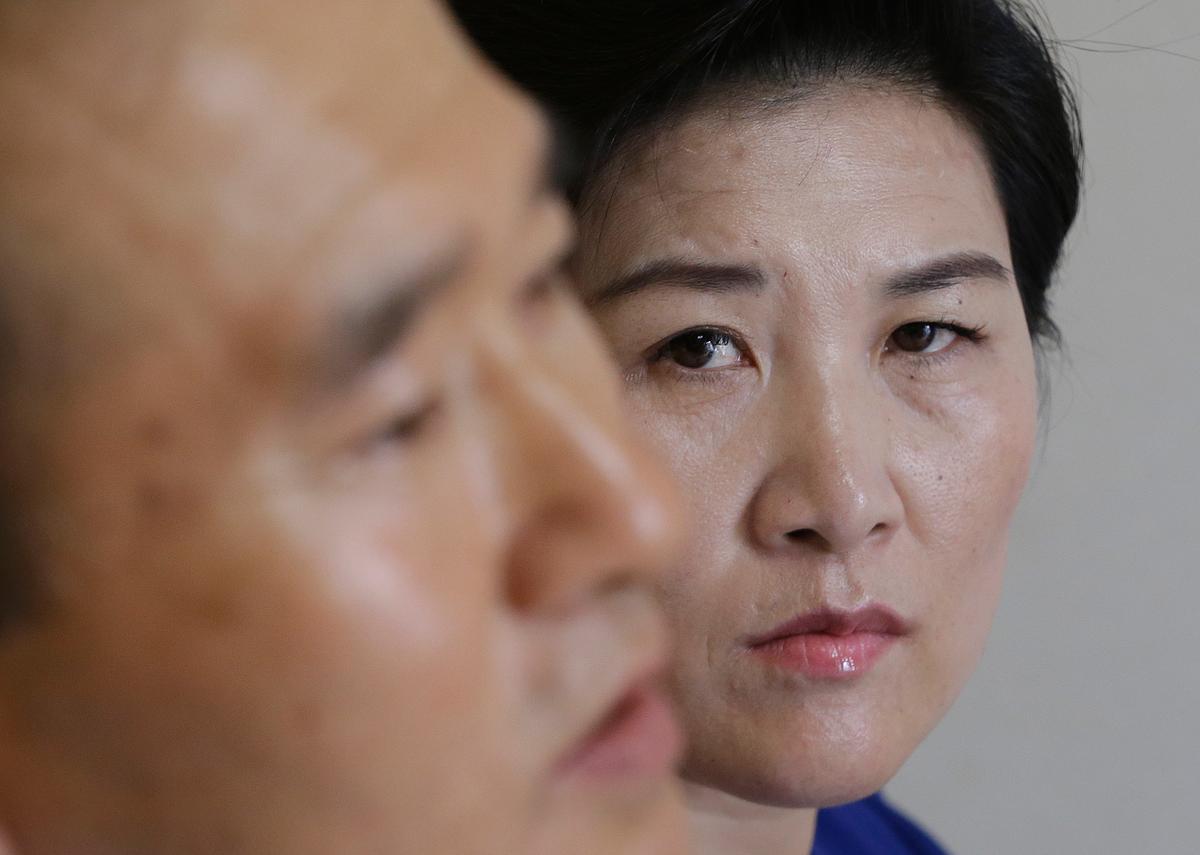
[888,322,963,355]
[658,329,744,370]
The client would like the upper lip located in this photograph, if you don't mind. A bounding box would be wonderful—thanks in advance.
[744,605,911,648]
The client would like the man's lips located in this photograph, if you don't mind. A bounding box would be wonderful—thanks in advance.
[744,606,910,679]
[554,677,683,783]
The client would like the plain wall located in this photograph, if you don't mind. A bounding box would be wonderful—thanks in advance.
[888,1,1200,852]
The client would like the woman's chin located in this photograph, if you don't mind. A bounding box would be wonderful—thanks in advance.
[679,729,911,809]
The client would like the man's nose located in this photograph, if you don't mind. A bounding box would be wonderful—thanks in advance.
[482,326,682,613]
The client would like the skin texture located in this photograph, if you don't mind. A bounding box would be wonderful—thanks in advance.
[0,2,686,853]
[576,86,1039,854]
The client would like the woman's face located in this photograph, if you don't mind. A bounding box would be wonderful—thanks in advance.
[575,86,1038,807]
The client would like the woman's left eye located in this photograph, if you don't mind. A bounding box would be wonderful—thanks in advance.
[887,322,981,355]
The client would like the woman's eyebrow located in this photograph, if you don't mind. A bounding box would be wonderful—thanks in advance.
[590,259,766,306]
[883,251,1012,299]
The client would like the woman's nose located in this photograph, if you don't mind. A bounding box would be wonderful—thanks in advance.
[483,324,681,613]
[747,369,903,557]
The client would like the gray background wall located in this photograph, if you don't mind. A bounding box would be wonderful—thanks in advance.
[889,1,1200,852]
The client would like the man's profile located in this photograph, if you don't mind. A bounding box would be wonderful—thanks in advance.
[0,1,686,852]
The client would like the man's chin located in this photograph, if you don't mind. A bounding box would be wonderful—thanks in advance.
[530,778,687,855]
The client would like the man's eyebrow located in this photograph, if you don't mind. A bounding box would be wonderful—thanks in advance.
[589,259,767,306]
[883,251,1012,299]
[320,244,468,387]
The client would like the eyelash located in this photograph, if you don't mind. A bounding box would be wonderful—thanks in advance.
[645,326,752,382]
[932,319,986,341]
[889,319,988,354]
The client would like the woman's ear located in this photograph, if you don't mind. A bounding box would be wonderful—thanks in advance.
[0,827,16,854]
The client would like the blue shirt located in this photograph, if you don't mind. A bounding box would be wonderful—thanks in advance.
[812,794,949,855]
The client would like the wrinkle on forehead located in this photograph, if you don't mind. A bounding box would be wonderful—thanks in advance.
[608,85,988,206]
[580,84,1006,284]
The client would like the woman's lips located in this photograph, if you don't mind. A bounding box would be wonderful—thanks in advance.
[555,682,683,782]
[745,606,909,679]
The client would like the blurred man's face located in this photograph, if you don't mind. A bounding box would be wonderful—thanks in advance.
[0,2,685,853]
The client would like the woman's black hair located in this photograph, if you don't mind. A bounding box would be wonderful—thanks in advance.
[452,0,1082,344]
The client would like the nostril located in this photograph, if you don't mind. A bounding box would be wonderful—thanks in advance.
[784,521,890,552]
[867,521,892,542]
[785,528,826,548]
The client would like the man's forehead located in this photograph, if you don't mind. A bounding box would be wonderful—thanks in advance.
[213,0,483,127]
[0,0,516,377]
[0,0,493,276]
[1,0,479,144]
[1,0,554,407]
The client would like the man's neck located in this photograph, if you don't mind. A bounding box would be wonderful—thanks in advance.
[684,780,818,855]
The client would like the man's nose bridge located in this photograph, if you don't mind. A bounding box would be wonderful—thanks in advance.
[478,332,680,610]
[482,332,632,523]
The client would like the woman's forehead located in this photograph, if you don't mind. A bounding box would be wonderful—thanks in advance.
[580,87,1008,288]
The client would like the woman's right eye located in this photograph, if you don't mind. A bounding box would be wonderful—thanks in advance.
[655,328,745,370]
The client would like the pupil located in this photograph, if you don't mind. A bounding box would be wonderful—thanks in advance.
[669,331,719,369]
[895,323,935,352]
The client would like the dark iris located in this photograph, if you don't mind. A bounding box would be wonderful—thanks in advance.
[891,322,938,353]
[665,330,730,369]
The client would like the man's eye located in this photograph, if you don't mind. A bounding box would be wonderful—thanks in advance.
[887,322,981,355]
[522,271,562,307]
[657,329,744,370]
[371,399,440,448]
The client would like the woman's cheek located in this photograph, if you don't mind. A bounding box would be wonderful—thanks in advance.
[622,373,757,465]
[952,352,1038,525]
[904,363,1035,649]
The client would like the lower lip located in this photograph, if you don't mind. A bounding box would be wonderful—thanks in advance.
[557,685,683,782]
[750,632,898,679]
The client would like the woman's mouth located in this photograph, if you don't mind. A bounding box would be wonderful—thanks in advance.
[744,606,910,679]
[555,679,683,782]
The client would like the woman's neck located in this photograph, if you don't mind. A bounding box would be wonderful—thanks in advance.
[684,780,818,855]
